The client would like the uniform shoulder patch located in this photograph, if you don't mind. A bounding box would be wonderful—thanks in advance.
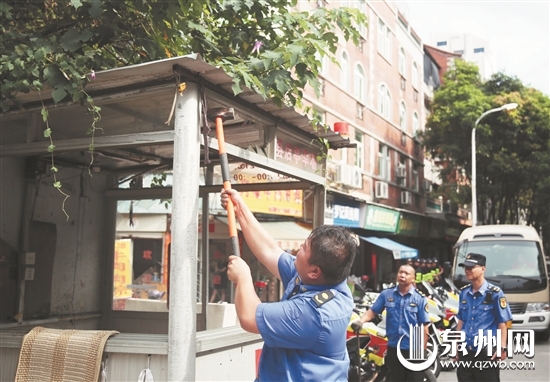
[489,285,501,293]
[460,284,470,290]
[312,289,335,307]
[499,297,507,309]
[415,289,425,296]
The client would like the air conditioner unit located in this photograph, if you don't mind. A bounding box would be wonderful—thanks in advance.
[401,191,412,205]
[335,164,353,187]
[375,181,389,199]
[396,166,407,178]
[350,167,363,189]
[422,179,432,193]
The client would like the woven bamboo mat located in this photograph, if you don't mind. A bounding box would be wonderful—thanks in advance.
[15,326,118,382]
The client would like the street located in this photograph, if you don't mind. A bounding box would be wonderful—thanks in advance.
[437,340,550,382]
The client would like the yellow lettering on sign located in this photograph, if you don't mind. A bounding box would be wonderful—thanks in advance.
[113,239,132,299]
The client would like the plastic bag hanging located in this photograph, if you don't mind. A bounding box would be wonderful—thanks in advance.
[137,355,154,382]
[100,356,108,382]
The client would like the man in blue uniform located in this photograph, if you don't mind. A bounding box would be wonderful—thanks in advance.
[456,253,513,382]
[221,189,357,381]
[351,264,430,382]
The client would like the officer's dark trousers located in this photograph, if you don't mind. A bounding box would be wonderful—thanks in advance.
[385,347,424,382]
[457,348,500,382]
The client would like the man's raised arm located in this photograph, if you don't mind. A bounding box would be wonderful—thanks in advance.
[221,188,283,280]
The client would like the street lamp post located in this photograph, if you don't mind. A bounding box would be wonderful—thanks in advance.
[471,103,518,226]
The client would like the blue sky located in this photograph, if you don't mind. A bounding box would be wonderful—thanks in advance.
[401,1,549,95]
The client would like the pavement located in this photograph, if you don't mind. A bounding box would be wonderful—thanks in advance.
[436,340,549,382]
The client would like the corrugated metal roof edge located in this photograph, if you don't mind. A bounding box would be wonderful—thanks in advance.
[6,54,352,150]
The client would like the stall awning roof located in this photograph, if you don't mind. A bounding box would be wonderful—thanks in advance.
[216,217,311,251]
[360,236,418,260]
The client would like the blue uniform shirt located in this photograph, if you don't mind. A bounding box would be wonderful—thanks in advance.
[255,252,353,382]
[457,280,513,347]
[371,285,430,349]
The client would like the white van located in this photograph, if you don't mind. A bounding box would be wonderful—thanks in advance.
[452,224,550,340]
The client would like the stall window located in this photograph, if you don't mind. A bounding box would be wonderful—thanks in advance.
[113,199,171,311]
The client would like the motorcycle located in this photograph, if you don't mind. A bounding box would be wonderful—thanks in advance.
[346,304,441,381]
[418,281,459,328]
[417,280,460,371]
[348,275,374,304]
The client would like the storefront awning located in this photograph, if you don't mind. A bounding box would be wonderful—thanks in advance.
[359,236,418,260]
[216,217,311,252]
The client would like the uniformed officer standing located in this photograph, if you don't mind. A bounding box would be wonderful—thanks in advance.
[221,189,358,382]
[456,253,513,382]
[352,264,430,382]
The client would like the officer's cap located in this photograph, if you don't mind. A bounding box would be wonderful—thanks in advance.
[458,253,486,267]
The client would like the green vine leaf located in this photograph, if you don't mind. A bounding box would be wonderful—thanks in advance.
[52,87,68,104]
[51,166,58,173]
[41,108,49,122]
[70,0,83,10]
[53,181,62,188]
[231,77,243,96]
[47,144,55,153]
[60,28,93,52]
[88,0,103,18]
[43,128,51,137]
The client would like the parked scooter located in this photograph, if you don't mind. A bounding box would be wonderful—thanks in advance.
[349,275,375,304]
[346,309,439,382]
[417,280,460,371]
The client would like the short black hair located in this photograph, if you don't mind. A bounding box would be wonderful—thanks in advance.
[308,225,358,285]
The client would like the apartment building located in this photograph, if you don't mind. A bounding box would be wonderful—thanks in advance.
[429,33,495,80]
[301,1,425,213]
[293,1,438,284]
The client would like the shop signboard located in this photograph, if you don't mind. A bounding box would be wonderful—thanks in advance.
[113,239,133,299]
[274,135,319,173]
[445,224,463,242]
[397,213,421,236]
[241,190,303,217]
[430,218,446,239]
[363,205,400,233]
[333,198,362,228]
[228,161,303,217]
[417,216,431,239]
